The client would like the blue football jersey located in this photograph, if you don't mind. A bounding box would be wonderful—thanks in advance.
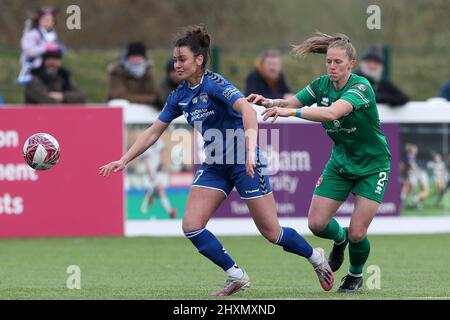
[159,70,246,165]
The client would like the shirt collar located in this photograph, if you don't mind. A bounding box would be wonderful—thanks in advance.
[188,71,206,90]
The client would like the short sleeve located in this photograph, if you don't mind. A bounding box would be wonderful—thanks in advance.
[340,83,371,110]
[213,82,244,108]
[158,91,183,123]
[295,78,319,106]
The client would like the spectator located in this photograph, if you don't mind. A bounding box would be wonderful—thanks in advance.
[25,47,86,104]
[159,58,183,103]
[245,49,292,99]
[107,42,160,107]
[355,44,409,107]
[17,7,60,85]
[438,80,450,101]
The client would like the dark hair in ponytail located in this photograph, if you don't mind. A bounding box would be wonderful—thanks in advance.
[174,24,211,68]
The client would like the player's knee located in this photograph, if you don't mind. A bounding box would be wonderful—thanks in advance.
[348,227,367,242]
[182,216,206,234]
[308,217,327,234]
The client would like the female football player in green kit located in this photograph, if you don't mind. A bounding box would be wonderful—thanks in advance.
[247,32,391,293]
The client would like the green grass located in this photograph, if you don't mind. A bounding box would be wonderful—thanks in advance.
[0,234,449,299]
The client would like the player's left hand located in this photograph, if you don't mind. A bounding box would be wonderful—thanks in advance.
[262,107,290,123]
[246,150,256,178]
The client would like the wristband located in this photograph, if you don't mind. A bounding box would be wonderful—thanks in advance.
[290,109,302,118]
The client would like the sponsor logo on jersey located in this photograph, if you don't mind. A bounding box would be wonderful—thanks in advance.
[333,120,341,128]
[321,97,330,106]
[200,92,208,103]
[183,111,189,119]
[192,97,198,104]
[190,108,215,121]
[245,189,260,194]
[358,84,366,91]
[222,87,240,100]
[326,126,357,134]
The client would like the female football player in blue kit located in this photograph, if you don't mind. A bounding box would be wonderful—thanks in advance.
[99,25,334,296]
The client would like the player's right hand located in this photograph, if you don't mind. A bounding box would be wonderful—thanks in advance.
[246,94,272,108]
[98,159,126,177]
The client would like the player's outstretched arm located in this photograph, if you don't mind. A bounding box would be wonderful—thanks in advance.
[246,93,303,109]
[99,120,169,177]
[262,99,353,123]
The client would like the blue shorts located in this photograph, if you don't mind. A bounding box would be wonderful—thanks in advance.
[192,153,272,199]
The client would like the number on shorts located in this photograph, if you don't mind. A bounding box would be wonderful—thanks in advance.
[193,170,204,184]
[377,172,387,187]
[375,172,388,195]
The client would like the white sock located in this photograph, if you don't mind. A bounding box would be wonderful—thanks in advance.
[308,249,323,267]
[160,195,172,212]
[348,271,363,278]
[226,265,244,278]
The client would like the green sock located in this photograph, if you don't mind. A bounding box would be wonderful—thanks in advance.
[349,236,371,275]
[313,218,346,243]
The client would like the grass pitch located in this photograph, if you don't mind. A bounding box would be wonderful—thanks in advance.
[0,234,449,300]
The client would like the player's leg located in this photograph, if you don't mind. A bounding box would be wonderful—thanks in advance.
[435,178,445,207]
[309,167,352,271]
[234,151,334,291]
[156,181,177,218]
[338,170,389,293]
[140,183,155,214]
[337,195,378,293]
[185,166,249,296]
[244,193,334,291]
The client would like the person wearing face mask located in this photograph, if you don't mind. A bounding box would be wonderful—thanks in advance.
[355,44,409,107]
[245,49,293,99]
[17,7,61,85]
[107,42,160,107]
[25,46,86,104]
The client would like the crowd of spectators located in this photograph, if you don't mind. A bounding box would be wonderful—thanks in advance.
[2,6,449,109]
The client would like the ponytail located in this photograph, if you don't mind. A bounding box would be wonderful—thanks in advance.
[292,32,356,61]
[174,24,211,68]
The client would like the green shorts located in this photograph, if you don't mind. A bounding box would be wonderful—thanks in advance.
[314,165,390,204]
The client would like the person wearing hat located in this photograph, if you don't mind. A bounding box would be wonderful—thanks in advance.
[355,44,409,107]
[25,46,86,104]
[107,42,160,107]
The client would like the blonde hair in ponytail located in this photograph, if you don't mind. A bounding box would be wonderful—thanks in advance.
[291,32,356,61]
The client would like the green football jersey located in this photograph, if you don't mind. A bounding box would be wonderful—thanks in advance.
[295,73,391,177]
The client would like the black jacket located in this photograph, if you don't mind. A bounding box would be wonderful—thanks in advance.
[25,65,86,104]
[245,69,291,99]
[355,69,409,107]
